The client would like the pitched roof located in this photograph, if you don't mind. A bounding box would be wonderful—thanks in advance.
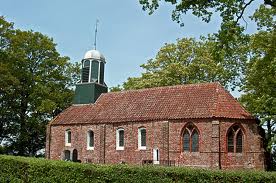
[51,82,253,125]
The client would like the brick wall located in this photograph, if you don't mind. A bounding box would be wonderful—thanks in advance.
[47,118,265,169]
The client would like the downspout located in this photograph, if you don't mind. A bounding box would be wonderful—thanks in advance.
[103,124,106,164]
[167,121,170,166]
[218,121,221,169]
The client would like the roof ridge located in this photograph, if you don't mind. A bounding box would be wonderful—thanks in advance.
[106,82,219,95]
[213,84,253,118]
[72,103,95,107]
[221,87,252,116]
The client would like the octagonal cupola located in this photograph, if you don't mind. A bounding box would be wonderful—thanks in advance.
[73,49,108,104]
[81,49,106,85]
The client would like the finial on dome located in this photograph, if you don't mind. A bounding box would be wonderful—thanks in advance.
[94,19,99,50]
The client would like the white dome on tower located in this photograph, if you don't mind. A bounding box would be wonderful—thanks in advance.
[84,49,105,61]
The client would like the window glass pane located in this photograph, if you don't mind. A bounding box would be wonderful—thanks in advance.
[233,125,239,132]
[191,130,199,152]
[91,60,99,82]
[187,124,193,131]
[183,130,190,151]
[141,129,146,146]
[82,60,90,82]
[89,131,94,147]
[236,130,243,153]
[100,62,104,84]
[119,130,124,147]
[83,60,90,67]
[227,130,234,152]
[67,131,71,143]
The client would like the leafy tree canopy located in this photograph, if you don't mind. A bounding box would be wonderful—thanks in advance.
[0,16,80,156]
[240,6,276,154]
[114,34,248,91]
[139,0,275,27]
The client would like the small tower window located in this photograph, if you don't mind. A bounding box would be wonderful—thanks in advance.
[227,125,244,153]
[116,128,124,150]
[138,127,147,150]
[87,130,94,150]
[81,60,90,83]
[65,129,71,146]
[182,123,199,152]
[99,62,105,84]
[91,60,99,82]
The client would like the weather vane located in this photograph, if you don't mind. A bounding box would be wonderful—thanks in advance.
[94,19,99,50]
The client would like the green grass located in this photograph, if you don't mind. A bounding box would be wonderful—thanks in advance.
[0,155,275,182]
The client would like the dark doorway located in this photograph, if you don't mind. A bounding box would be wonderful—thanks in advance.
[64,150,70,161]
[72,149,78,162]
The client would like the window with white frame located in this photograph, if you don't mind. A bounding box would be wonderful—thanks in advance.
[65,129,71,146]
[116,128,124,150]
[87,130,94,150]
[138,127,146,150]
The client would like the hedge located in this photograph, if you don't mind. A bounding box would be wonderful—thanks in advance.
[0,155,275,183]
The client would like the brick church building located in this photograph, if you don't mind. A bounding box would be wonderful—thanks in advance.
[46,49,265,170]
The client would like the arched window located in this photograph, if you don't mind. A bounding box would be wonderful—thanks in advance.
[64,150,71,161]
[116,128,124,150]
[87,130,94,150]
[138,127,147,150]
[182,123,199,152]
[65,129,71,146]
[227,125,243,153]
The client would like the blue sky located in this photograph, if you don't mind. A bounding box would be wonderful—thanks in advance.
[0,0,259,88]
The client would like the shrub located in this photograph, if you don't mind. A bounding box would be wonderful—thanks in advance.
[0,155,276,182]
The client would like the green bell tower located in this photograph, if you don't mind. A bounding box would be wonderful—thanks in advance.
[73,49,108,104]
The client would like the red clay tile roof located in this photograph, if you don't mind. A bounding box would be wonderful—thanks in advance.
[51,82,253,125]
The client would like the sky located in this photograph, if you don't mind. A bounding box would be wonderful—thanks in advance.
[0,0,259,89]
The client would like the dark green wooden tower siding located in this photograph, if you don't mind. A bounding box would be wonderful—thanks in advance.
[73,83,108,104]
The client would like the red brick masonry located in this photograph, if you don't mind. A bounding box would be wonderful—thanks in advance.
[46,83,265,169]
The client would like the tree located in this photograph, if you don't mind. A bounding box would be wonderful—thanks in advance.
[240,5,276,169]
[121,36,248,90]
[0,17,80,156]
[139,1,275,58]
[0,16,15,145]
[139,0,275,26]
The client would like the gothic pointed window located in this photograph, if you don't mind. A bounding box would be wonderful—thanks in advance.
[227,125,243,153]
[182,123,199,152]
